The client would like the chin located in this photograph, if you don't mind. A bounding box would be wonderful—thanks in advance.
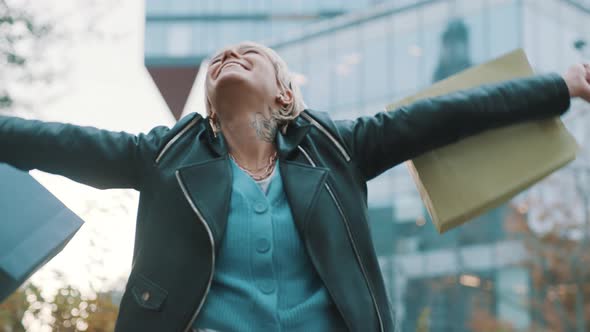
[215,74,264,98]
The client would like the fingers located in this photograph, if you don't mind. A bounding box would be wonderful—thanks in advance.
[583,64,590,101]
[582,70,590,102]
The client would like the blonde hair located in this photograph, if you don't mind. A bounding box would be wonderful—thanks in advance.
[205,41,306,133]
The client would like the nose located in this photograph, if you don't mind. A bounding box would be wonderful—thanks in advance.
[221,48,241,63]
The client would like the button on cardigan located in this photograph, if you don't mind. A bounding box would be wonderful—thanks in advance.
[193,158,346,331]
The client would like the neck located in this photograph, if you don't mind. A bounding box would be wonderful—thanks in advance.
[218,106,278,171]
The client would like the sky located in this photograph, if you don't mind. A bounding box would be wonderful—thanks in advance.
[16,0,177,303]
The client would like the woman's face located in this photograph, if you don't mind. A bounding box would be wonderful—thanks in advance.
[205,43,280,114]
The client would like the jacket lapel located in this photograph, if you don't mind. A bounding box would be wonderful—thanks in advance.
[274,115,323,234]
[279,160,329,236]
[176,157,232,249]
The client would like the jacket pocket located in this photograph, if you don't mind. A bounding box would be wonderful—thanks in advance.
[130,273,168,311]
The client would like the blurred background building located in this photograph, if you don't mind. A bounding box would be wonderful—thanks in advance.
[144,0,590,330]
[144,0,401,119]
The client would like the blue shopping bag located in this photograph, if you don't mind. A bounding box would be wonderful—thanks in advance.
[0,163,84,301]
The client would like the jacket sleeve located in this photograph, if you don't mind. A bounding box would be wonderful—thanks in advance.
[334,72,572,181]
[0,114,196,190]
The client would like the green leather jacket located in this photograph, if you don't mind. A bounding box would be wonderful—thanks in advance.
[0,72,571,331]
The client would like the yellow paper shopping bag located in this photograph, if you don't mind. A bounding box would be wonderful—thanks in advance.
[385,48,579,233]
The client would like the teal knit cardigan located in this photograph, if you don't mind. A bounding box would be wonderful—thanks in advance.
[192,158,346,331]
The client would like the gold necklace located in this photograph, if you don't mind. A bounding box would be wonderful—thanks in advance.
[229,151,278,181]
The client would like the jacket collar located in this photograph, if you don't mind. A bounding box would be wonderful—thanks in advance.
[176,111,319,249]
[205,112,313,159]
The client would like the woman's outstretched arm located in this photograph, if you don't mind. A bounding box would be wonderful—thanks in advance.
[0,114,195,190]
[335,65,590,182]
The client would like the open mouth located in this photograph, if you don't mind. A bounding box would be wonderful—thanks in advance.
[220,62,246,71]
[216,61,248,78]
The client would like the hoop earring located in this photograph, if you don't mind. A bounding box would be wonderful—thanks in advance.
[209,113,221,138]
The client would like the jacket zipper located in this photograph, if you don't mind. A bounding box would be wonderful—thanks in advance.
[155,117,200,164]
[300,112,351,162]
[297,145,384,332]
[175,170,216,332]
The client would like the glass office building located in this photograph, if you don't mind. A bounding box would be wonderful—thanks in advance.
[145,0,590,330]
[144,0,431,65]
[144,0,425,119]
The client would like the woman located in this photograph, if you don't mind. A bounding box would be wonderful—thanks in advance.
[1,40,589,332]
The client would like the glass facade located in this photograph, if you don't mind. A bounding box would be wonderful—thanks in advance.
[145,0,590,330]
[145,0,403,64]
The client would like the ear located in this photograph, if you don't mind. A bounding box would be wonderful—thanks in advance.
[276,88,294,108]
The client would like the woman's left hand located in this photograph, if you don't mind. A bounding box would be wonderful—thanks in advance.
[562,63,590,102]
